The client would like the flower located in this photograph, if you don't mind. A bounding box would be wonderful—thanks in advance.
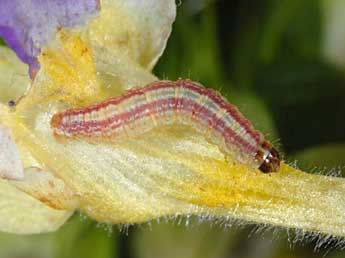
[1,0,345,238]
[0,0,100,77]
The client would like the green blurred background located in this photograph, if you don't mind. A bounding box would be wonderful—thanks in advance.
[1,0,345,257]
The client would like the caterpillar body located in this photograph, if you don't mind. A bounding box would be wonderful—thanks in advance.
[51,80,280,173]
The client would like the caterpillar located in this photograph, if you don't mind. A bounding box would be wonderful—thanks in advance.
[51,80,280,173]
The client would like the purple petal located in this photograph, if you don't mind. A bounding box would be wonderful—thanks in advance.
[0,0,100,77]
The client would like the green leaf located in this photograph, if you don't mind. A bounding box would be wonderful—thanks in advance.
[292,143,345,171]
[254,60,345,153]
[259,0,321,64]
[53,215,116,258]
[155,1,223,86]
[133,219,236,258]
[0,215,116,258]
[0,233,52,258]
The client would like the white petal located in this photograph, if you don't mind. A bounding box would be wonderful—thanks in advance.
[0,178,73,234]
[88,0,176,70]
[12,167,78,211]
[0,46,30,105]
[0,124,24,180]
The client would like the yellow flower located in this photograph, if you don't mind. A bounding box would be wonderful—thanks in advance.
[0,0,345,238]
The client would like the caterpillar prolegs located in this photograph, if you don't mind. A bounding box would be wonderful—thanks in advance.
[51,80,280,173]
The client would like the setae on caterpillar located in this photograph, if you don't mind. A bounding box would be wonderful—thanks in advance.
[51,80,280,173]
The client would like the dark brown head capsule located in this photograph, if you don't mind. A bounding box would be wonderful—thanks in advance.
[255,141,280,173]
[258,147,280,173]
